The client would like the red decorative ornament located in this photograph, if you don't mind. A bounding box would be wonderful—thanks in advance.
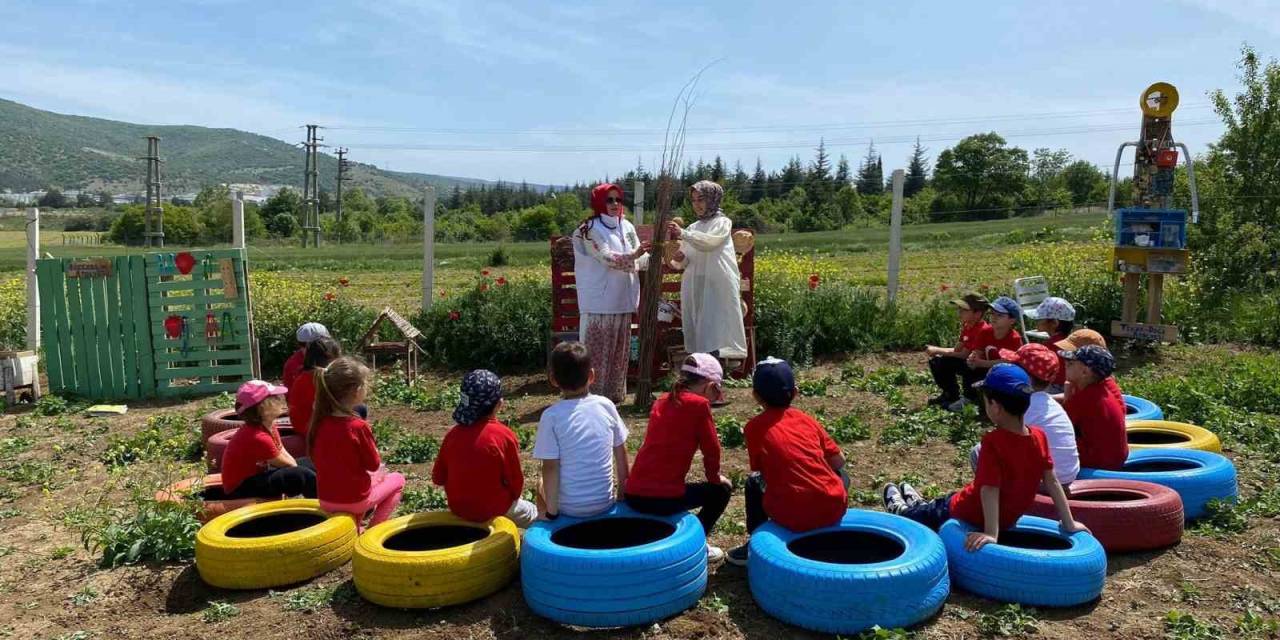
[164,315,184,339]
[175,252,196,275]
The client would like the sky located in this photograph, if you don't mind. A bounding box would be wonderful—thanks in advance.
[2,0,1276,185]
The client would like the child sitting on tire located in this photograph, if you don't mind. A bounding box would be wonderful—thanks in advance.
[432,370,537,528]
[991,343,1080,489]
[309,357,405,531]
[884,364,1088,551]
[1058,345,1128,471]
[222,380,317,499]
[1031,297,1076,346]
[287,337,341,439]
[283,322,329,389]
[924,293,990,412]
[726,357,849,567]
[625,354,733,563]
[533,342,630,521]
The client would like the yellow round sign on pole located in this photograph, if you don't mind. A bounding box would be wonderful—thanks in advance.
[1141,82,1180,118]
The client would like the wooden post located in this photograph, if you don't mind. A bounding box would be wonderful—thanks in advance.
[1122,274,1141,322]
[25,207,39,350]
[634,180,645,226]
[422,187,436,312]
[232,191,245,249]
[887,170,905,306]
[1146,273,1165,325]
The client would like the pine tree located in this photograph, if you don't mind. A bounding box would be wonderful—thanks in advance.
[856,140,883,195]
[749,158,768,204]
[809,139,832,182]
[904,137,929,197]
[835,155,851,184]
[729,161,749,198]
[711,156,726,183]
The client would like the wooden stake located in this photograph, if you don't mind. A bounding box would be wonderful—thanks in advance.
[887,170,905,306]
[422,187,436,312]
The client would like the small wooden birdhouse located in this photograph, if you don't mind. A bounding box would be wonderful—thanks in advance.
[359,307,426,383]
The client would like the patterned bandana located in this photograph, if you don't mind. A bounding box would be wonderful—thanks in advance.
[453,369,503,426]
[690,180,724,220]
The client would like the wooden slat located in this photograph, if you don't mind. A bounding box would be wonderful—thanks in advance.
[153,349,250,364]
[148,274,241,292]
[64,273,89,395]
[130,255,156,396]
[73,275,100,398]
[89,272,116,397]
[155,364,252,379]
[103,262,126,398]
[35,261,64,390]
[156,381,241,397]
[49,261,73,393]
[116,257,139,399]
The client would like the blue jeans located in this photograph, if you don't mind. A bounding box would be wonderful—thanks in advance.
[899,492,955,531]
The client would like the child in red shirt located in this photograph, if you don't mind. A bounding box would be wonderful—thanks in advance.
[625,354,733,562]
[1059,345,1129,470]
[309,357,404,530]
[926,293,991,410]
[432,370,536,528]
[283,322,329,389]
[222,380,316,499]
[287,337,341,439]
[967,296,1024,368]
[726,357,848,567]
[885,364,1086,551]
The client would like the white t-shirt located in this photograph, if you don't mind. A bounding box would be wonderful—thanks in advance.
[1026,391,1080,485]
[533,394,629,517]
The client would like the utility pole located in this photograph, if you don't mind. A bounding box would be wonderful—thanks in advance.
[336,147,351,226]
[300,124,323,247]
[142,136,164,247]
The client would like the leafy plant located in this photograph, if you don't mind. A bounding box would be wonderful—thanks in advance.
[385,434,439,464]
[698,592,729,615]
[825,413,870,443]
[0,436,33,458]
[33,394,70,416]
[50,546,74,560]
[0,460,57,488]
[716,415,745,449]
[100,413,200,468]
[1164,610,1223,640]
[79,498,201,567]
[857,627,916,640]
[201,601,241,623]
[69,586,98,606]
[976,603,1039,637]
[881,408,965,446]
[1235,611,1280,638]
[515,426,536,451]
[273,583,356,613]
[370,418,404,446]
[797,377,832,397]
[397,486,448,515]
[487,246,510,267]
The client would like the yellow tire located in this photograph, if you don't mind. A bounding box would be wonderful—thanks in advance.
[353,512,519,609]
[195,498,357,590]
[1127,420,1221,452]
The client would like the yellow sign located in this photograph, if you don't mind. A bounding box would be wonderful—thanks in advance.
[1141,82,1179,118]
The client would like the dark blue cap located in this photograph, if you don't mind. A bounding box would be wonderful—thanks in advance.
[453,369,502,425]
[753,357,795,407]
[990,296,1022,319]
[972,362,1034,396]
[1059,345,1116,378]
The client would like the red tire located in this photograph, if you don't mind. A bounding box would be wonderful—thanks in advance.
[201,409,292,441]
[205,426,305,472]
[154,474,275,523]
[1026,479,1183,553]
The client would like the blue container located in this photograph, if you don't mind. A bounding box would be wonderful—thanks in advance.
[1114,208,1187,249]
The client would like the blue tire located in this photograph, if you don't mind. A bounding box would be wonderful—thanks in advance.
[521,504,706,628]
[748,509,949,634]
[1077,449,1238,520]
[940,515,1106,607]
[1124,395,1164,421]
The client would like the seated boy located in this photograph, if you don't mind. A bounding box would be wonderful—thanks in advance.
[990,344,1080,488]
[1030,297,1076,346]
[966,296,1024,369]
[1049,328,1107,394]
[433,369,537,528]
[885,364,1087,551]
[1059,345,1128,470]
[925,293,990,411]
[533,342,630,520]
[727,357,849,567]
[283,322,329,389]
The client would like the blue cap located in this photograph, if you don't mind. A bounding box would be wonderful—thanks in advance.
[990,296,1022,319]
[1059,345,1116,378]
[972,362,1034,396]
[753,357,795,407]
[453,369,502,425]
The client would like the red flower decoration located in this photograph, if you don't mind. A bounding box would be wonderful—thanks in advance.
[808,273,821,291]
[338,277,350,287]
[481,270,491,276]
[324,292,336,302]
[448,310,460,321]
[496,277,507,286]
[480,283,489,292]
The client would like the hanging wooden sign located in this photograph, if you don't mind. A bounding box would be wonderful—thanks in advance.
[220,259,238,299]
[67,258,112,278]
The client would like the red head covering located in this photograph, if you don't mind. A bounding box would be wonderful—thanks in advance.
[590,183,623,216]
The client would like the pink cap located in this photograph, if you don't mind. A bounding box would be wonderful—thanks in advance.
[681,353,724,385]
[235,380,288,412]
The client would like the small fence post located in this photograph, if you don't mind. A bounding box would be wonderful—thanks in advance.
[422,187,436,312]
[25,207,39,350]
[634,180,645,226]
[887,169,905,306]
[232,191,245,250]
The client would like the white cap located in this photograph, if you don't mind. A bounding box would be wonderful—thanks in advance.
[296,322,330,343]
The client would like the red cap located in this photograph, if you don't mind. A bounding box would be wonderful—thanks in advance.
[997,343,1061,384]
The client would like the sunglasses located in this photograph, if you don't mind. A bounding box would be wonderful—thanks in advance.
[605,197,624,204]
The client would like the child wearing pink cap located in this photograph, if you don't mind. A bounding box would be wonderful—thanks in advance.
[221,380,317,499]
[624,353,733,563]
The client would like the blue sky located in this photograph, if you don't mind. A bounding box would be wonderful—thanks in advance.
[3,0,1275,185]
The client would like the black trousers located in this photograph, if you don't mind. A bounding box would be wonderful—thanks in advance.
[229,457,317,499]
[928,356,985,402]
[626,482,732,535]
[745,473,769,534]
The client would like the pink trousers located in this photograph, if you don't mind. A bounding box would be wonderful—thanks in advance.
[320,471,405,531]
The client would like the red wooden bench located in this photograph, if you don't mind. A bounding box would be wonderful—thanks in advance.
[549,226,756,381]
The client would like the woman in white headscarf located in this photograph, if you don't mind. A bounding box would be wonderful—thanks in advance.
[666,180,747,359]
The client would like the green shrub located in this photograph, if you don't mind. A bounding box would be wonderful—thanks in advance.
[515,425,536,450]
[414,277,550,371]
[397,485,448,514]
[250,273,377,375]
[825,414,870,443]
[373,376,461,412]
[80,499,201,567]
[385,434,439,464]
[716,415,745,449]
[1164,610,1223,640]
[33,394,70,416]
[880,408,967,446]
[976,603,1039,637]
[100,413,200,468]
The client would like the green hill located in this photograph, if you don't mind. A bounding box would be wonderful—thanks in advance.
[0,98,497,197]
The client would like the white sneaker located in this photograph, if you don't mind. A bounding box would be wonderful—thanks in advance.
[706,545,726,564]
[946,398,968,413]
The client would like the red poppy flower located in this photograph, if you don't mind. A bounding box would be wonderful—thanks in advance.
[480,283,489,292]
[448,310,460,321]
[496,277,507,286]
[439,289,447,298]
[481,269,491,276]
[808,274,821,290]
[338,277,350,287]
[324,292,336,302]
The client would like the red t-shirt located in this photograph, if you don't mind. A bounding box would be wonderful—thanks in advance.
[974,325,1023,360]
[311,415,382,503]
[287,371,316,439]
[431,419,524,522]
[282,349,305,390]
[745,407,846,532]
[960,321,991,353]
[950,426,1053,531]
[625,391,723,499]
[1065,377,1129,470]
[221,424,281,493]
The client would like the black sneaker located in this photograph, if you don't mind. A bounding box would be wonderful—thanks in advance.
[883,483,907,514]
[927,394,957,408]
[900,482,924,507]
[726,545,749,567]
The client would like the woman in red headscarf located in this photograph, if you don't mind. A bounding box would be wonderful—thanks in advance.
[571,183,650,403]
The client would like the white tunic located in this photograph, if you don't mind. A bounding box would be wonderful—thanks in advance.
[673,214,748,358]
[571,218,646,315]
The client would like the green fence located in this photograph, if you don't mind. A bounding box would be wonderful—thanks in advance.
[35,249,254,400]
